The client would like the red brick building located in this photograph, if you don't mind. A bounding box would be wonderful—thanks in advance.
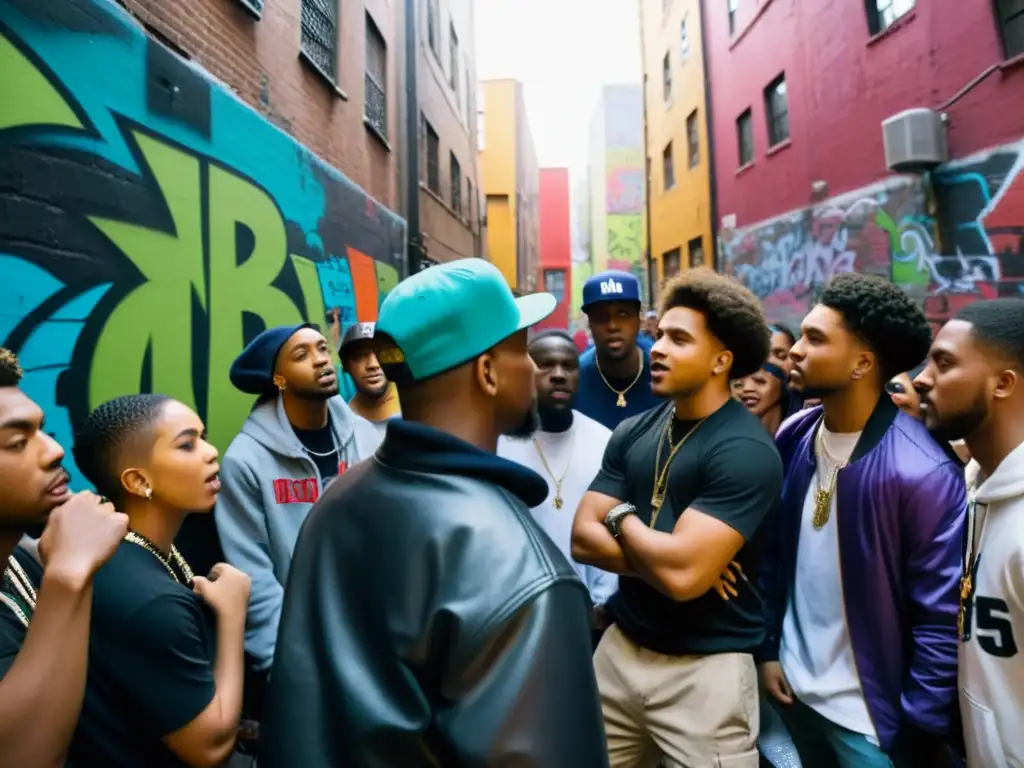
[706,0,1024,331]
[537,168,573,330]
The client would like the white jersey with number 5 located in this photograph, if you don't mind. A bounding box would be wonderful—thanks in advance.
[960,449,1024,768]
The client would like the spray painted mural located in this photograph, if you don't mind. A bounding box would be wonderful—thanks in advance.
[721,143,1024,334]
[0,0,406,488]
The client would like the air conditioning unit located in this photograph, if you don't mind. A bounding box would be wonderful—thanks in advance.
[882,108,948,173]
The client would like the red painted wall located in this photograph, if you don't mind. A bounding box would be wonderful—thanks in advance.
[706,0,1024,230]
[537,168,572,330]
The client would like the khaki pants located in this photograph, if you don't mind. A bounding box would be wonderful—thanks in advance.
[594,624,760,768]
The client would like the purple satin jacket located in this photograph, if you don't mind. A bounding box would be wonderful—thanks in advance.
[759,397,966,752]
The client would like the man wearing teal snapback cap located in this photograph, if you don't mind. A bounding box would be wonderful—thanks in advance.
[260,259,609,767]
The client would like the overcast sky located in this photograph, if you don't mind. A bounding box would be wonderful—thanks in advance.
[474,0,643,183]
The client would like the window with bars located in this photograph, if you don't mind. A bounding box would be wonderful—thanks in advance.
[365,14,387,138]
[301,0,338,78]
[686,109,699,167]
[996,0,1024,58]
[663,248,681,279]
[663,142,675,190]
[764,74,789,146]
[728,0,739,34]
[688,236,705,267]
[680,19,690,61]
[427,0,440,57]
[865,0,915,35]
[424,117,440,195]
[450,153,462,213]
[662,52,672,101]
[449,22,460,94]
[737,109,753,166]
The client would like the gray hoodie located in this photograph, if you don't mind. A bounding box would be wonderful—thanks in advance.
[215,395,383,671]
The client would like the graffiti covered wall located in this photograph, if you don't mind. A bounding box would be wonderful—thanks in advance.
[0,0,406,487]
[721,141,1024,335]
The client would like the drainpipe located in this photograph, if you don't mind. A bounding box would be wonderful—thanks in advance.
[638,0,656,305]
[404,0,421,276]
[698,0,721,271]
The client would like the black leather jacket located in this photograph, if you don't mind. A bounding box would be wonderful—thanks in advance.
[259,420,609,767]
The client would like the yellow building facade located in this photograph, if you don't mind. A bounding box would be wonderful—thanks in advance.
[640,0,714,287]
[478,79,539,291]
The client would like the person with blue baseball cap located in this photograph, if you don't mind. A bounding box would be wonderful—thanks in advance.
[260,258,609,768]
[577,270,662,430]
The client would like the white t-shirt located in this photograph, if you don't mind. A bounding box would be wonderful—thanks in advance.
[780,424,877,740]
[498,411,618,607]
[960,446,1024,768]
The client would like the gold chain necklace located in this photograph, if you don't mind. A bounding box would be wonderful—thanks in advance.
[650,411,707,529]
[124,532,195,587]
[595,347,643,408]
[811,422,849,530]
[1,557,37,629]
[532,429,576,510]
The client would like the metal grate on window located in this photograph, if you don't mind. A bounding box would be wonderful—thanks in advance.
[365,17,387,137]
[301,0,338,77]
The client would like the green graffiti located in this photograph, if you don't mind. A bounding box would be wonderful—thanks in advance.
[88,133,204,414]
[0,30,83,131]
[608,214,644,263]
[376,262,399,300]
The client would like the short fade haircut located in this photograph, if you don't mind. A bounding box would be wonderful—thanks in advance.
[0,348,23,388]
[658,268,770,379]
[73,394,173,504]
[956,298,1024,370]
[529,329,575,347]
[819,273,931,381]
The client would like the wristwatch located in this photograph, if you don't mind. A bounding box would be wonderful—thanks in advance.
[604,502,637,538]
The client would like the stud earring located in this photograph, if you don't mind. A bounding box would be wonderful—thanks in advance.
[145,488,153,500]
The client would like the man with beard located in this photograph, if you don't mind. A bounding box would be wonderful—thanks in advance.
[499,330,617,617]
[576,271,661,430]
[340,321,401,432]
[572,269,782,768]
[760,274,964,768]
[216,324,382,686]
[914,298,1024,768]
[0,347,129,765]
[260,259,609,767]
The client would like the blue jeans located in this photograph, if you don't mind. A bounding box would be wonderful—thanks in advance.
[778,699,895,768]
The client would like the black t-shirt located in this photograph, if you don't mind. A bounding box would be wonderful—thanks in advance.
[293,415,340,486]
[0,544,43,678]
[68,543,217,767]
[590,398,783,656]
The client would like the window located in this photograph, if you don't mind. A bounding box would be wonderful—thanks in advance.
[764,74,789,146]
[680,19,690,61]
[544,269,566,302]
[662,52,672,101]
[686,109,699,167]
[866,0,915,36]
[450,153,462,213]
[466,178,474,220]
[663,248,681,279]
[449,22,459,93]
[737,109,753,166]
[996,0,1024,58]
[364,14,387,138]
[424,117,440,195]
[728,0,739,34]
[427,0,440,57]
[300,0,338,78]
[688,236,705,267]
[663,142,675,190]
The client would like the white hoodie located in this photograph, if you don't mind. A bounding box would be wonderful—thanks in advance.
[960,446,1024,768]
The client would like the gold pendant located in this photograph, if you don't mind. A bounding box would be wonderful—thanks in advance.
[960,574,973,600]
[958,604,966,639]
[616,392,627,407]
[811,488,832,530]
[553,494,563,510]
[651,491,663,511]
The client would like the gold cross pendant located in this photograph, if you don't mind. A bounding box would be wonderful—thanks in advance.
[616,393,627,407]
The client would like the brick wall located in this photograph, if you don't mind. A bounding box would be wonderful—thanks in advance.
[120,0,399,209]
